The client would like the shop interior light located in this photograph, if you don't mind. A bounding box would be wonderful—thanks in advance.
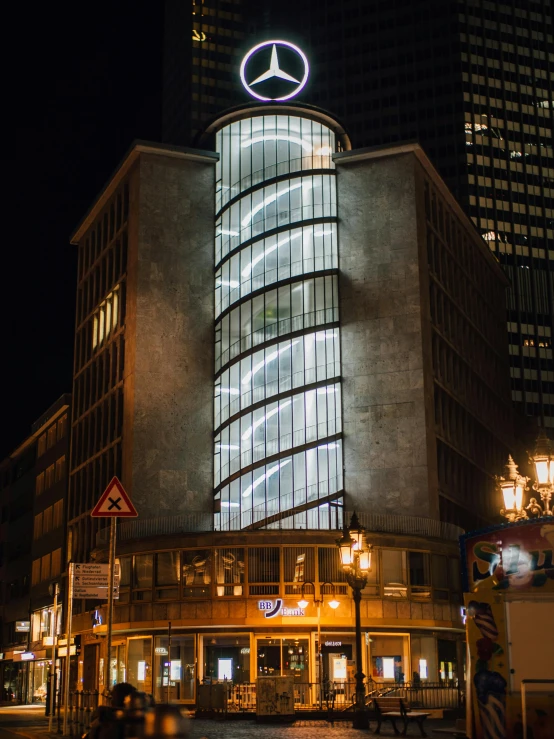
[241,134,314,153]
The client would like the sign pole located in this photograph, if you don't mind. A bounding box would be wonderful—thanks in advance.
[103,516,117,700]
[167,621,172,703]
[62,563,74,736]
[48,582,59,732]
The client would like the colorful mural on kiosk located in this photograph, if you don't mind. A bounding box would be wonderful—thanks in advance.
[460,519,554,739]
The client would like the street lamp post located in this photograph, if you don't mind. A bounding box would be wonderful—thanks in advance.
[498,432,554,522]
[297,580,339,709]
[337,512,372,730]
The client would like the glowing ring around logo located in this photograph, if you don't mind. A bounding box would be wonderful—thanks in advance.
[240,40,310,102]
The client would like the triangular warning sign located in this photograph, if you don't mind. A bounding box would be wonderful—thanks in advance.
[91,476,138,518]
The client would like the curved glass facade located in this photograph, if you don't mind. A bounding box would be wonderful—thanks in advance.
[214,114,343,531]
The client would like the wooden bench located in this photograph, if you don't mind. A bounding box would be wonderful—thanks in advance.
[373,697,430,737]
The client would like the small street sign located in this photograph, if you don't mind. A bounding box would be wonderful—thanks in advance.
[16,621,30,633]
[72,563,119,600]
[91,476,138,518]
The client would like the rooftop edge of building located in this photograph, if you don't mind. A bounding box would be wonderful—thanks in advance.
[70,140,220,244]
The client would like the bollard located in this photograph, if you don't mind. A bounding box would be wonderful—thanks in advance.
[143,705,189,739]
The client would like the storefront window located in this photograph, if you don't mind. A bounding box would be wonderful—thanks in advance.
[438,639,458,683]
[182,550,211,598]
[203,635,250,683]
[382,550,407,598]
[409,552,431,600]
[214,548,244,596]
[127,638,152,694]
[28,660,49,703]
[370,635,409,683]
[133,555,153,601]
[248,548,279,595]
[155,552,180,600]
[109,645,126,687]
[154,636,195,703]
[117,557,131,603]
[257,637,309,681]
[411,635,437,682]
[432,554,449,601]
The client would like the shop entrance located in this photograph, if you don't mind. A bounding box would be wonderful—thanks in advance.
[154,636,195,703]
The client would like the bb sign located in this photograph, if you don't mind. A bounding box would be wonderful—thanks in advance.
[258,599,305,618]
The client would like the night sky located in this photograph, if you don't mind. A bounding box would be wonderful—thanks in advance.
[2,3,164,458]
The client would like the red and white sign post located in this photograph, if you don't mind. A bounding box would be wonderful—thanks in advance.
[91,477,137,700]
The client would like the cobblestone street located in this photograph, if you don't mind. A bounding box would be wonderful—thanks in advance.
[188,718,453,738]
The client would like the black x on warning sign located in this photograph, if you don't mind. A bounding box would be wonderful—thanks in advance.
[91,476,138,518]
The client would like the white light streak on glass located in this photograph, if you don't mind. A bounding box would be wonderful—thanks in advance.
[220,388,240,395]
[217,229,239,236]
[241,181,312,227]
[241,233,302,278]
[216,279,240,288]
[242,342,299,385]
[241,399,292,440]
[242,459,291,497]
[241,135,313,153]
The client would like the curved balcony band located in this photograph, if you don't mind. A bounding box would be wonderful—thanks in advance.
[214,113,343,531]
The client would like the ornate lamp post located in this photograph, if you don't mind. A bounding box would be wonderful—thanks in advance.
[498,456,529,522]
[498,432,554,522]
[337,512,372,730]
[297,581,339,709]
[530,430,554,516]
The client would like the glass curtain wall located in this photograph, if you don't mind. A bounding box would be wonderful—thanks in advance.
[214,114,343,531]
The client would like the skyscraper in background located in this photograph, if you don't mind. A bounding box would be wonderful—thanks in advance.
[162,0,554,433]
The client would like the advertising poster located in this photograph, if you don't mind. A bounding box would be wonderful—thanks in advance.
[461,519,554,739]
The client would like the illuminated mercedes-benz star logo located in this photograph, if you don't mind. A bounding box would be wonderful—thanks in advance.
[240,40,309,102]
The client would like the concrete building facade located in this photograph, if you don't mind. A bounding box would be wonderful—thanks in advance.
[65,100,514,704]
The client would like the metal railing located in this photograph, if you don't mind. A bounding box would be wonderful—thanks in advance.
[349,511,464,541]
[197,679,462,713]
[67,690,100,736]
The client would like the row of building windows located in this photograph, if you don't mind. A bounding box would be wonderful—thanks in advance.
[215,223,338,318]
[77,235,128,330]
[37,414,68,457]
[69,443,122,523]
[215,115,336,213]
[31,548,62,586]
[33,500,64,540]
[35,456,66,495]
[79,185,128,281]
[215,329,341,430]
[216,175,337,266]
[215,276,339,373]
[214,383,342,488]
[215,442,343,531]
[76,284,126,375]
[72,387,124,469]
[434,384,509,478]
[74,336,125,420]
[432,333,512,438]
[114,545,461,603]
[429,282,508,394]
[437,441,497,527]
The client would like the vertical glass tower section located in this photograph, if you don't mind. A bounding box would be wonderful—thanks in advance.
[213,113,343,531]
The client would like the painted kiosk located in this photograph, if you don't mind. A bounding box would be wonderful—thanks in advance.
[460,518,554,739]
